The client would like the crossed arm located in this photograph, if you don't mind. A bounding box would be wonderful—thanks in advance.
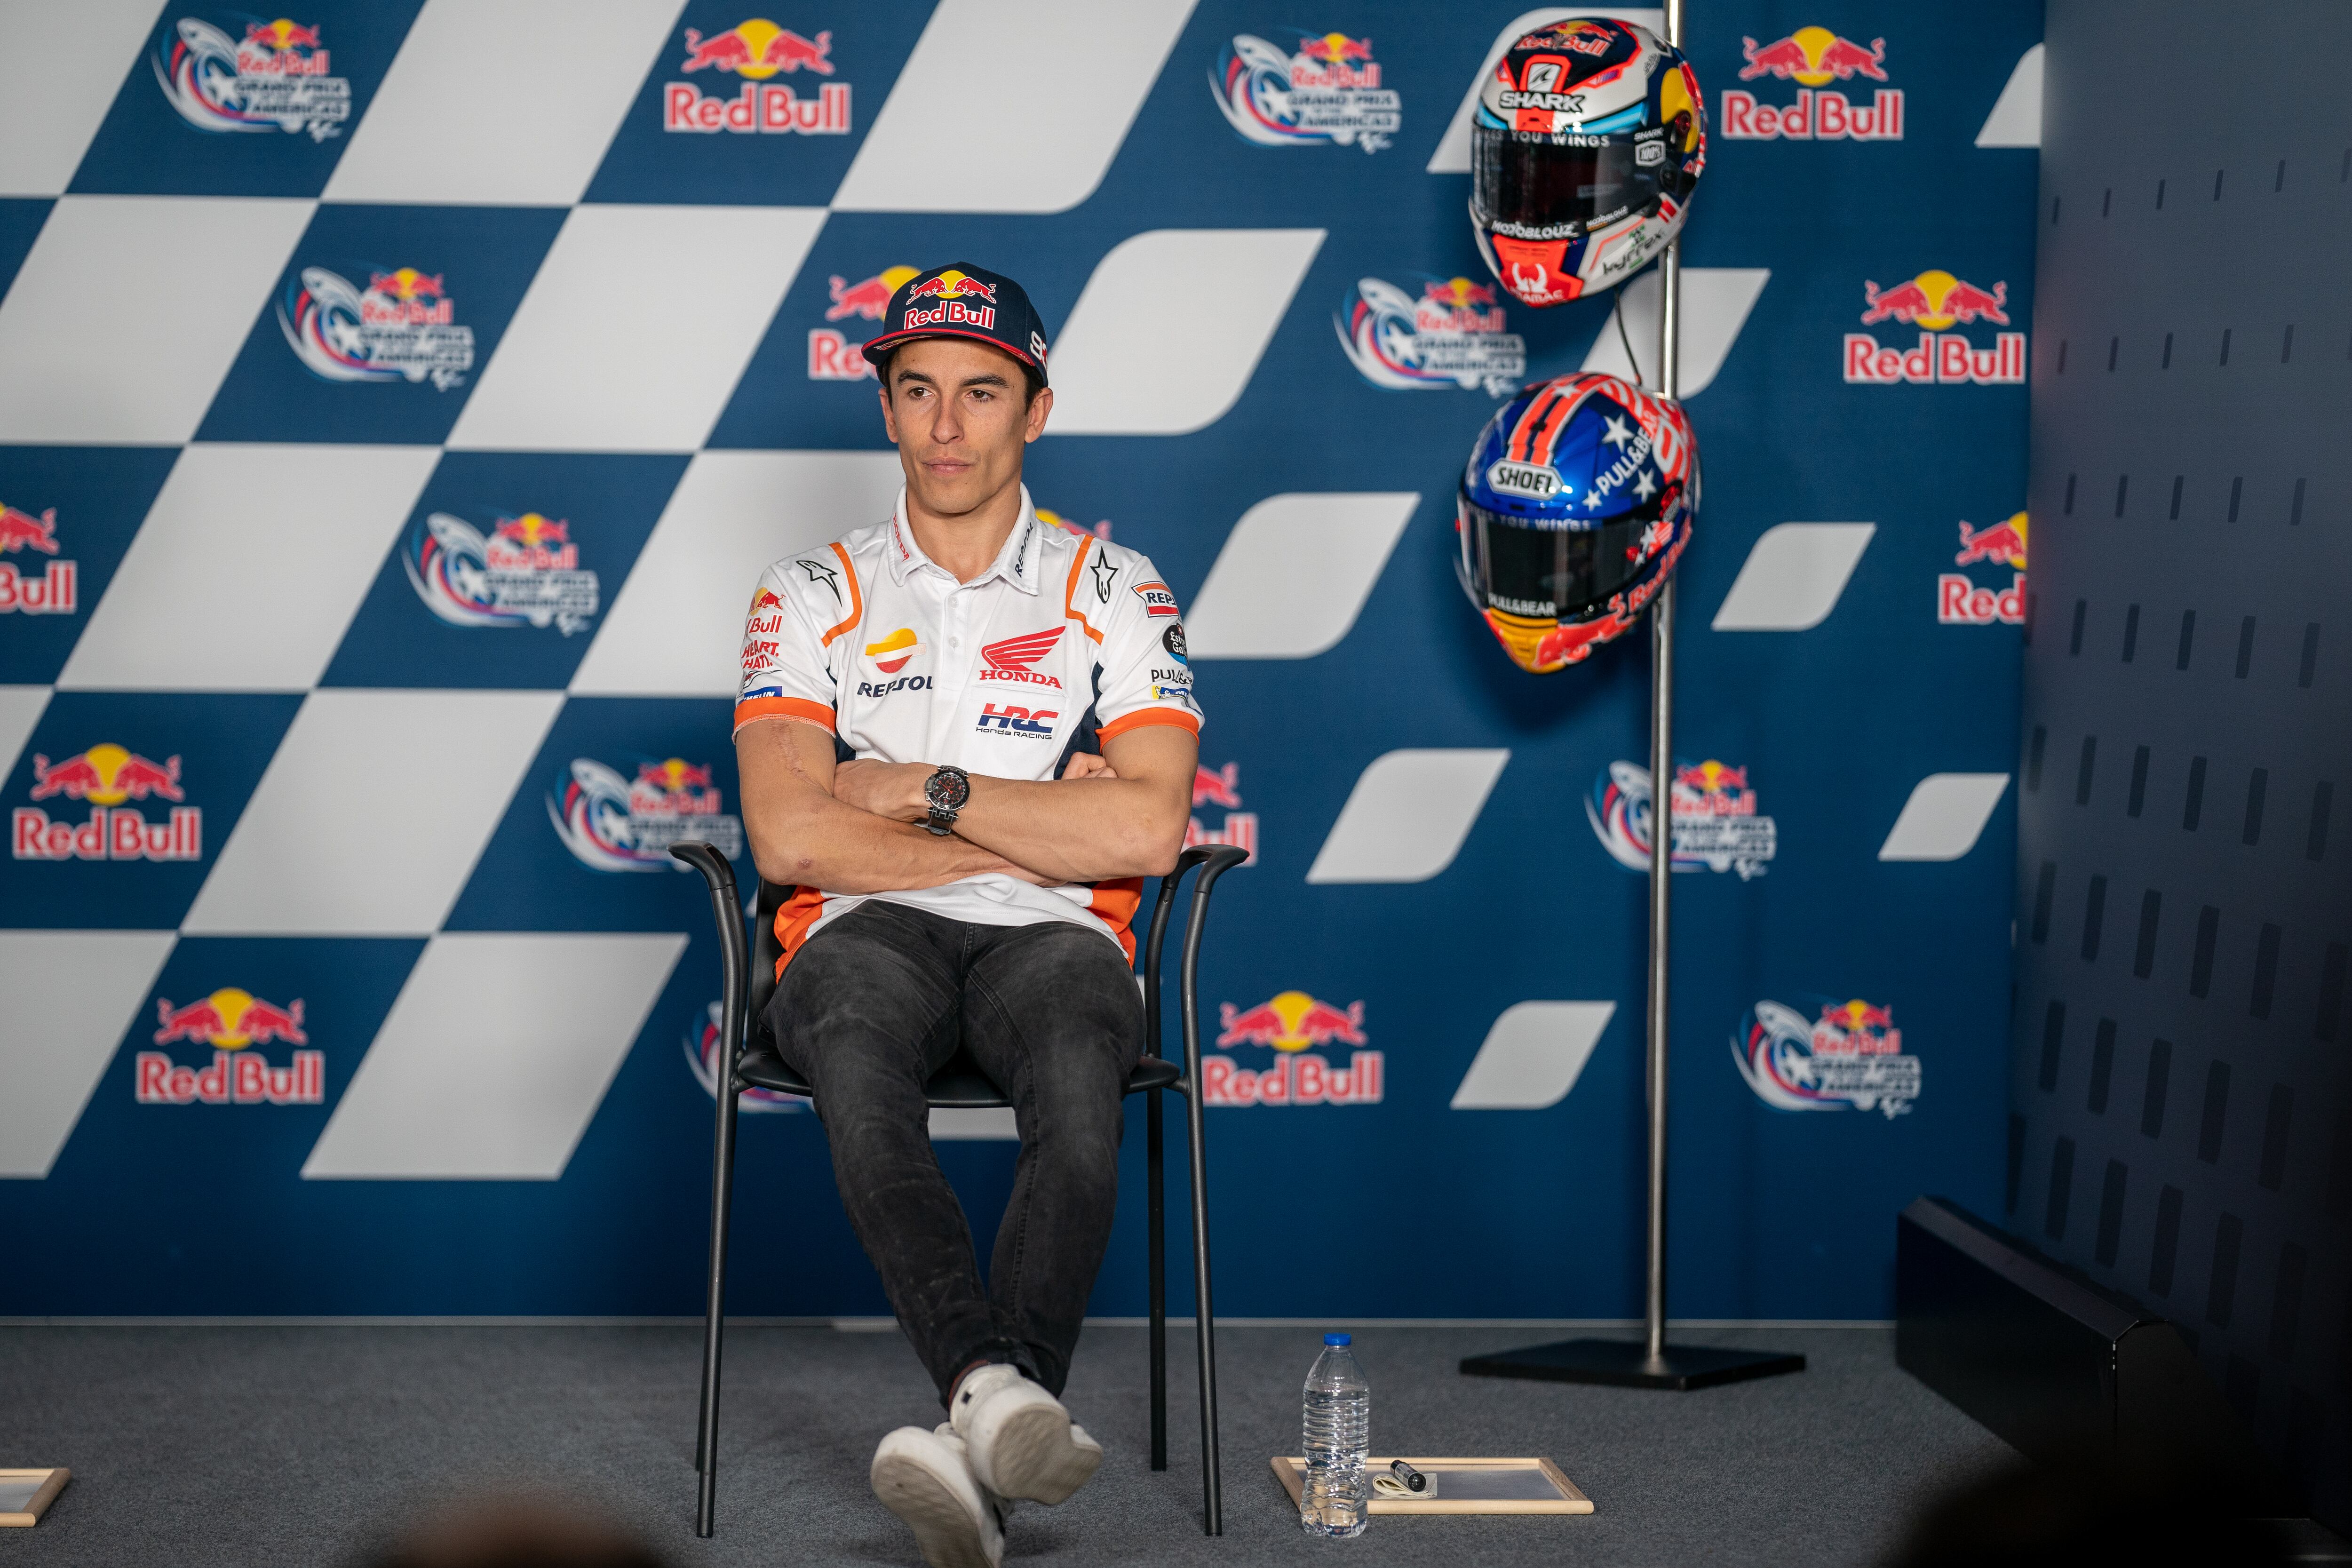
[734,717,1197,892]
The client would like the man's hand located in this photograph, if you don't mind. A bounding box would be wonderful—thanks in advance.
[1061,752,1119,781]
[831,758,930,823]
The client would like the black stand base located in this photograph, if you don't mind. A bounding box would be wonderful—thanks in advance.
[1460,1337,1806,1391]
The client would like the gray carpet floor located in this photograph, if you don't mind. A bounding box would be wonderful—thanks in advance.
[0,1323,2018,1567]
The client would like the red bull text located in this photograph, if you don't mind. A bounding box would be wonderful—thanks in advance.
[14,746,201,861]
[1939,515,2028,625]
[666,79,849,134]
[0,505,74,614]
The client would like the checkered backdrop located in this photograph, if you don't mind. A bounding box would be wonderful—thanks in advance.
[0,0,2043,1318]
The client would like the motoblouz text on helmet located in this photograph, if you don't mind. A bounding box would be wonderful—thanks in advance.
[1469,17,1707,306]
[1455,372,1698,674]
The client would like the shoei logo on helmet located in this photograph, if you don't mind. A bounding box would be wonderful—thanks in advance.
[1485,460,1565,500]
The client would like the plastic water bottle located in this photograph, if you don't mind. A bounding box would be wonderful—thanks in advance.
[1299,1332,1369,1537]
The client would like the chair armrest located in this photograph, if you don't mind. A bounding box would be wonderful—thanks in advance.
[670,842,749,1085]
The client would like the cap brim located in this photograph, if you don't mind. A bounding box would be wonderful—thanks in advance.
[861,326,1045,383]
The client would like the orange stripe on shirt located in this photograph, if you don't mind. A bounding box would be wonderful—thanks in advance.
[771,885,828,982]
[1087,876,1144,966]
[818,541,863,646]
[1098,708,1200,742]
[1062,538,1105,644]
[733,695,835,734]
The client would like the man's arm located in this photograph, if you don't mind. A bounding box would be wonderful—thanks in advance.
[736,718,1041,892]
[832,723,1196,885]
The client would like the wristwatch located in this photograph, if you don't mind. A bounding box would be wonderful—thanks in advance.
[922,765,971,836]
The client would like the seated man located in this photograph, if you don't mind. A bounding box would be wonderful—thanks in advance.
[732,263,1200,1568]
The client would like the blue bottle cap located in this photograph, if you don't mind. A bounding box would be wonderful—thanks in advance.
[1325,1333,1351,1345]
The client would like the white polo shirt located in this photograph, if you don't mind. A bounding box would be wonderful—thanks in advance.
[735,486,1201,970]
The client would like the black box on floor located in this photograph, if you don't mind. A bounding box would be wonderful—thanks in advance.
[1894,1196,2293,1512]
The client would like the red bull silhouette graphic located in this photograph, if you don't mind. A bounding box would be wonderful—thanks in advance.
[1206,991,1379,1106]
[826,267,920,321]
[1940,512,2028,626]
[0,506,59,554]
[1722,27,1899,141]
[904,271,998,306]
[15,742,202,861]
[809,267,921,380]
[666,22,850,135]
[138,987,321,1105]
[1186,763,1257,865]
[1845,272,2025,385]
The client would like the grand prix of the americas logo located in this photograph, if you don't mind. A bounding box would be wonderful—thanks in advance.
[1843,271,2024,386]
[684,1001,806,1112]
[665,18,850,135]
[1336,276,1526,395]
[1939,512,2027,626]
[1211,30,1401,154]
[14,743,202,862]
[1721,26,1901,141]
[279,266,476,390]
[405,511,599,636]
[1208,990,1380,1106]
[1732,997,1921,1118]
[137,987,322,1106]
[1587,759,1776,879]
[152,16,350,140]
[1187,761,1258,865]
[808,264,920,380]
[0,502,75,615]
[548,757,743,872]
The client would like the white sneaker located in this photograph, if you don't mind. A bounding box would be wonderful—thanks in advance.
[949,1363,1105,1505]
[870,1424,1004,1568]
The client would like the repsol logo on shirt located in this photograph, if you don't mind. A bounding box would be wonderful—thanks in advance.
[976,703,1057,738]
[857,674,933,698]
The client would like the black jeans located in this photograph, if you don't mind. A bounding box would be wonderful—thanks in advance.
[767,899,1143,1404]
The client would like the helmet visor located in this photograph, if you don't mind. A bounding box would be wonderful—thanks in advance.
[1460,499,1656,621]
[1472,133,1663,239]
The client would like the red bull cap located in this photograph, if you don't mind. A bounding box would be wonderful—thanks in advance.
[860,261,1051,386]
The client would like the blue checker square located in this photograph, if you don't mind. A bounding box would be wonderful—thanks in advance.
[582,1,935,207]
[322,452,689,690]
[69,3,427,198]
[2,692,304,929]
[0,446,183,685]
[196,203,567,446]
[445,697,748,933]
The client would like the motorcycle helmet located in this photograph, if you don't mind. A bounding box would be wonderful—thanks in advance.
[1456,372,1697,672]
[1470,18,1706,306]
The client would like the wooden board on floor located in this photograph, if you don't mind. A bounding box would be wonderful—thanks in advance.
[0,1469,69,1527]
[1271,1456,1591,1515]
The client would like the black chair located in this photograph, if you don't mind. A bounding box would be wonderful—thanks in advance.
[668,841,1249,1540]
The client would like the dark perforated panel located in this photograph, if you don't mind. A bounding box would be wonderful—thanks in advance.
[2010,0,2352,1527]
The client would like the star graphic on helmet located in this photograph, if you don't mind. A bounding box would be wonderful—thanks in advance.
[1583,489,1604,509]
[1633,469,1659,501]
[1601,414,1634,449]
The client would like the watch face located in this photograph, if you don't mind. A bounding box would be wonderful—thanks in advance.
[928,768,969,812]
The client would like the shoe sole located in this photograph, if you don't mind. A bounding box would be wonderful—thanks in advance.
[982,1405,1103,1505]
[872,1449,999,1568]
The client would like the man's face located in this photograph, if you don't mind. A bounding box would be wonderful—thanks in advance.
[878,337,1053,517]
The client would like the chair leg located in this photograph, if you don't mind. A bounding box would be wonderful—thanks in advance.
[1181,1079,1222,1535]
[1148,1086,1167,1472]
[694,1075,742,1537]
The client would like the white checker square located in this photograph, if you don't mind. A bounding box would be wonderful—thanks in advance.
[181,688,564,936]
[58,444,439,692]
[323,0,681,206]
[0,196,313,443]
[302,931,684,1179]
[446,204,827,453]
[0,1,165,196]
[571,449,903,696]
[0,929,177,1178]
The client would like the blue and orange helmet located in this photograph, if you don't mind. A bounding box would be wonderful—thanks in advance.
[1455,371,1697,672]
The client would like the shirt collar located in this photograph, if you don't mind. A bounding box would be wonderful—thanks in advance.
[887,485,1044,596]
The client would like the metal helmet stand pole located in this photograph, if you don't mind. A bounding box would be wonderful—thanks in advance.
[1461,0,1804,1392]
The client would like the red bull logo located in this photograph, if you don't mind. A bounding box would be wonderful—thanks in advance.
[1814,998,1902,1055]
[905,270,998,305]
[1844,273,2024,386]
[15,743,201,862]
[138,987,321,1105]
[369,267,442,300]
[235,16,333,75]
[1722,28,1899,141]
[1414,277,1508,335]
[826,266,920,322]
[1207,990,1379,1106]
[898,270,998,334]
[359,266,454,326]
[809,266,920,381]
[666,23,849,135]
[0,503,74,615]
[1939,512,2027,626]
[1289,31,1379,90]
[1186,762,1257,865]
